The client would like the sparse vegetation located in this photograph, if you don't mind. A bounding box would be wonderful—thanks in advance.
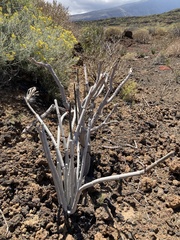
[104,26,122,42]
[25,61,173,219]
[174,70,180,83]
[35,0,70,29]
[153,53,168,65]
[0,3,179,239]
[120,80,137,103]
[79,25,104,55]
[77,9,180,29]
[164,39,180,57]
[122,52,137,61]
[148,26,167,36]
[169,23,180,38]
[133,28,151,44]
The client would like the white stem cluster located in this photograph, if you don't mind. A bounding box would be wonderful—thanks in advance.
[25,59,174,215]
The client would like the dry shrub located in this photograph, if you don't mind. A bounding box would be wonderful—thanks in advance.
[104,27,122,42]
[105,41,126,57]
[174,70,180,84]
[35,0,72,30]
[133,29,151,44]
[148,26,167,37]
[148,27,156,36]
[164,39,180,57]
[169,24,180,38]
[154,27,167,36]
[153,53,168,65]
[122,52,137,61]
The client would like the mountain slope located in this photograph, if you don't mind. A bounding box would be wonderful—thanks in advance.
[70,0,180,21]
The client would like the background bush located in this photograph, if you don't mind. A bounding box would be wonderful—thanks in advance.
[104,26,122,42]
[164,39,180,58]
[169,23,180,38]
[148,26,167,37]
[79,25,104,55]
[133,28,151,44]
[120,80,137,103]
[0,0,77,96]
[35,0,70,29]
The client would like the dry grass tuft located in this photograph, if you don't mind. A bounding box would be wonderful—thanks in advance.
[122,52,137,61]
[148,26,167,37]
[133,29,151,44]
[104,27,122,42]
[164,39,180,57]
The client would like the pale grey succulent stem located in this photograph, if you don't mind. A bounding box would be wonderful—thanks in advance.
[25,59,174,216]
[69,151,174,214]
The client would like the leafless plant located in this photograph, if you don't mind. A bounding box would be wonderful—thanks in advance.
[24,58,174,215]
[0,208,9,235]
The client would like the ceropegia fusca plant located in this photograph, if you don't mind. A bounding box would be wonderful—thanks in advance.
[24,58,174,216]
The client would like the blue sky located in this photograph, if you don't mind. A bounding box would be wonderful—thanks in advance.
[46,0,141,15]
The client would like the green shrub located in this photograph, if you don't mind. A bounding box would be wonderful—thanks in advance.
[0,0,77,93]
[151,48,156,55]
[120,80,137,103]
[80,25,104,55]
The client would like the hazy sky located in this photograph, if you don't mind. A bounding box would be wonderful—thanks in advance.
[46,0,141,15]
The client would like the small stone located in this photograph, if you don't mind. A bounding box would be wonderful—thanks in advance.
[46,222,54,230]
[168,230,175,236]
[24,215,39,227]
[164,188,169,194]
[32,197,40,205]
[21,227,27,233]
[21,133,27,140]
[117,197,122,203]
[35,228,48,240]
[66,234,75,240]
[159,65,172,71]
[157,188,164,200]
[149,232,157,240]
[109,150,116,156]
[9,214,22,232]
[126,155,133,162]
[19,149,26,154]
[124,164,131,173]
[141,177,157,191]
[166,195,180,209]
[94,232,106,240]
[0,166,7,175]
[168,159,180,174]
[172,180,179,186]
[145,121,157,128]
[176,112,180,119]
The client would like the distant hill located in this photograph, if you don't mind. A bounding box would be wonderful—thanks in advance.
[70,0,180,21]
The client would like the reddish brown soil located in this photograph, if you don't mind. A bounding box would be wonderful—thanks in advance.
[0,35,180,240]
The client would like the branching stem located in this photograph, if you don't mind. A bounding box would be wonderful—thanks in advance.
[25,59,174,216]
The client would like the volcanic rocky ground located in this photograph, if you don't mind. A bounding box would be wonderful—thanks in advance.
[0,34,180,240]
